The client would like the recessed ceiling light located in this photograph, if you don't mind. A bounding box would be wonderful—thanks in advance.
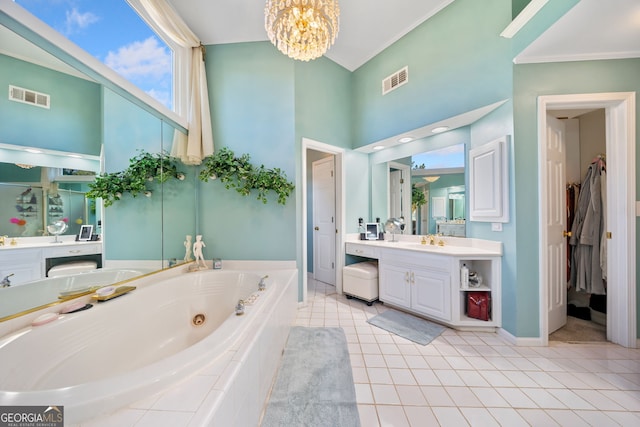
[373,145,385,150]
[24,148,43,154]
[398,137,413,143]
[431,126,449,134]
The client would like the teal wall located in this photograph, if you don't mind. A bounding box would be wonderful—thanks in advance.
[102,87,163,261]
[513,58,640,337]
[201,42,296,261]
[352,0,513,148]
[294,56,353,275]
[0,55,101,155]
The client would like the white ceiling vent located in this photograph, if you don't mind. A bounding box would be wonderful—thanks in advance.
[382,66,408,95]
[9,85,50,109]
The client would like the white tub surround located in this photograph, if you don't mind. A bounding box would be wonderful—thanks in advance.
[0,236,102,285]
[345,234,502,331]
[0,261,298,425]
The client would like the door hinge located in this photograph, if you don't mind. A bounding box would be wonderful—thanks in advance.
[331,170,334,177]
[332,262,334,269]
[332,216,334,223]
[400,178,404,184]
[606,231,612,239]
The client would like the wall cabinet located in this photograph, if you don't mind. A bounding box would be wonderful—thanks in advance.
[469,136,509,223]
[346,240,501,330]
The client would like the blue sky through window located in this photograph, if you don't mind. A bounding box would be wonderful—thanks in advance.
[412,143,465,169]
[16,0,173,110]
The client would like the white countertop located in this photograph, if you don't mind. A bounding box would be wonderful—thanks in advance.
[346,234,502,257]
[0,236,101,251]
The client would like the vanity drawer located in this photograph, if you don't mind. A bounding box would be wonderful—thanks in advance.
[382,249,451,272]
[346,243,379,259]
[44,243,102,259]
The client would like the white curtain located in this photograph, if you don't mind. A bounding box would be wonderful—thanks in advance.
[136,0,214,165]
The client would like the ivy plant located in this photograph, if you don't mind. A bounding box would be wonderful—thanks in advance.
[86,150,184,207]
[199,147,294,205]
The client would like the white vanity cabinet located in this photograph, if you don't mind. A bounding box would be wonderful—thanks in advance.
[0,248,43,284]
[380,250,452,322]
[0,241,102,286]
[345,239,501,330]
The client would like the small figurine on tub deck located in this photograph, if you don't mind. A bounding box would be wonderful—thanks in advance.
[193,235,207,269]
[183,235,193,262]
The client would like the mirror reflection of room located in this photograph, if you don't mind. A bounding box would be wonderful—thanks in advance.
[389,143,465,236]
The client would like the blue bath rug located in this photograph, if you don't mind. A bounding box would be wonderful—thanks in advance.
[261,327,360,427]
[367,310,446,345]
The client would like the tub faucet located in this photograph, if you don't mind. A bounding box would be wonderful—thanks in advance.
[258,275,268,291]
[1,274,14,288]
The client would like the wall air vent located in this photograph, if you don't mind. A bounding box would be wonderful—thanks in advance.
[382,66,408,95]
[9,85,50,109]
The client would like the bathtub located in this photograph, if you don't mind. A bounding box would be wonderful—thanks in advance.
[0,268,149,319]
[0,263,298,425]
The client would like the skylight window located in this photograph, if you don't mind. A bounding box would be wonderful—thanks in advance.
[16,0,174,110]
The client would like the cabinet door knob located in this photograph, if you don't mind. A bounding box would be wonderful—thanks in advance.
[562,230,572,237]
[314,226,319,231]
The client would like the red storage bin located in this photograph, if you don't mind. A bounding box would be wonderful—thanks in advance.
[467,291,491,321]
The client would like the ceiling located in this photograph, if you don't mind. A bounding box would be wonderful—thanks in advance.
[167,0,640,72]
[166,0,455,71]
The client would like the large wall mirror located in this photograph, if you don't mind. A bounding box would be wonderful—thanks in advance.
[0,7,194,319]
[370,129,468,238]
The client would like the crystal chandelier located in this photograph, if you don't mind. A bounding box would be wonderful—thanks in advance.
[265,0,340,62]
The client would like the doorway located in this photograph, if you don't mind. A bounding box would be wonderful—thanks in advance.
[311,155,336,285]
[545,109,607,342]
[538,92,636,348]
[302,138,345,304]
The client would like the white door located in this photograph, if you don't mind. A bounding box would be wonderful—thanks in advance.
[389,170,402,219]
[420,189,429,235]
[546,114,568,334]
[312,157,336,285]
[389,162,412,234]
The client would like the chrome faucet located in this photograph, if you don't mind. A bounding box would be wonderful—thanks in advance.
[258,275,268,291]
[1,274,14,288]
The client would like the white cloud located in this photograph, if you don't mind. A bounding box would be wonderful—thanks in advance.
[64,7,99,35]
[146,88,171,109]
[105,37,171,82]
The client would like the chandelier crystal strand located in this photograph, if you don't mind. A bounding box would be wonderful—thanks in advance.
[265,0,340,61]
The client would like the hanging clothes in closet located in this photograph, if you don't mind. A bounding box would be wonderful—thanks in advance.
[569,155,606,295]
[566,183,580,279]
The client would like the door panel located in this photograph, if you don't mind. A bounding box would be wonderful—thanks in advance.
[412,268,451,321]
[379,263,411,308]
[546,114,567,334]
[312,157,336,285]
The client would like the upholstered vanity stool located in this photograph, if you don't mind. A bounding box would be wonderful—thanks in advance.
[342,261,379,306]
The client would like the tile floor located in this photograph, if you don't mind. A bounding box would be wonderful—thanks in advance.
[295,278,640,426]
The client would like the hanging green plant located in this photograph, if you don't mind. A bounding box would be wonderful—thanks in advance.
[86,150,184,207]
[199,147,294,205]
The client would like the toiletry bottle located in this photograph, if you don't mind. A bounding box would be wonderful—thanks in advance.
[460,263,469,289]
